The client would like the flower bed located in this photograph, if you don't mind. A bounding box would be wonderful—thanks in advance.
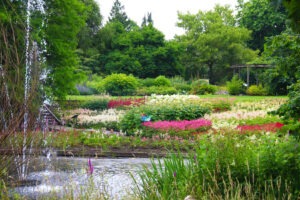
[108,97,145,109]
[143,118,212,131]
[237,122,284,133]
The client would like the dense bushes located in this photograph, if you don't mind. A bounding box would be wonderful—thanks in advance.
[102,73,138,96]
[81,98,109,111]
[120,103,211,135]
[134,133,300,199]
[246,85,268,95]
[226,75,245,95]
[136,86,178,95]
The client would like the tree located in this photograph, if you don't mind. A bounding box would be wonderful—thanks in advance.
[262,29,300,94]
[237,0,287,53]
[77,0,103,75]
[109,0,135,31]
[177,5,257,84]
[44,0,86,99]
[270,0,300,33]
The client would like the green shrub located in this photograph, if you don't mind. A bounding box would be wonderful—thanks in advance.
[86,75,105,94]
[154,75,171,87]
[102,73,138,96]
[140,78,156,87]
[120,104,211,135]
[134,133,300,199]
[172,83,192,94]
[211,100,231,112]
[226,75,245,95]
[272,82,300,136]
[246,85,268,96]
[191,84,217,95]
[190,79,209,87]
[136,86,177,96]
[81,99,109,111]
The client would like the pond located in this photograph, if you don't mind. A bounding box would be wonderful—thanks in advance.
[12,156,154,199]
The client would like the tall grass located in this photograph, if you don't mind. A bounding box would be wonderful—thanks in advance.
[133,132,300,199]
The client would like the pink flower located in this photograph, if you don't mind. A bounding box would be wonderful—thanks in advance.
[143,119,212,131]
[88,158,94,175]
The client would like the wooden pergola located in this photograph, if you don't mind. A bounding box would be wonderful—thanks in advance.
[230,64,273,87]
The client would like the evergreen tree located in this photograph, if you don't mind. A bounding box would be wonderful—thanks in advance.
[109,0,132,31]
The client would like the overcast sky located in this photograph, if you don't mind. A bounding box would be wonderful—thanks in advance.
[95,0,238,40]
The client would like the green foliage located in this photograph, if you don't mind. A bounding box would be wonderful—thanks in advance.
[211,100,232,112]
[246,85,268,96]
[120,104,211,135]
[237,0,287,52]
[190,79,209,87]
[80,99,109,111]
[154,75,171,87]
[273,82,300,135]
[85,75,105,94]
[135,133,300,199]
[177,5,257,84]
[44,0,86,99]
[226,75,245,95]
[102,73,138,96]
[97,19,183,78]
[140,78,155,87]
[191,84,217,95]
[136,86,178,96]
[262,30,300,95]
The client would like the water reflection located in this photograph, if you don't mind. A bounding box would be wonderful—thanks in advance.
[13,157,154,199]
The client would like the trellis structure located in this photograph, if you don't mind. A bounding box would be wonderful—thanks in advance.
[230,64,273,87]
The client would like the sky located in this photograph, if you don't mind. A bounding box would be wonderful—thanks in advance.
[95,0,238,40]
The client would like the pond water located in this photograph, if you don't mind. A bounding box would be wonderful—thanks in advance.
[13,156,154,199]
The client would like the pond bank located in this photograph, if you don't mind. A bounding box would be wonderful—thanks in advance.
[0,146,188,158]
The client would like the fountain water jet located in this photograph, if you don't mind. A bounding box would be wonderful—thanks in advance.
[19,0,46,180]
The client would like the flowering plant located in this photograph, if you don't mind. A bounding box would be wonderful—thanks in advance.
[108,97,145,109]
[143,118,212,132]
[237,122,284,133]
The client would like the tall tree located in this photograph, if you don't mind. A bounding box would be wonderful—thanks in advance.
[262,29,300,94]
[44,0,85,99]
[270,0,300,33]
[237,0,287,53]
[109,0,134,31]
[77,0,103,75]
[177,5,257,84]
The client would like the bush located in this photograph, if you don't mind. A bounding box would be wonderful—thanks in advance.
[140,78,156,87]
[86,75,105,94]
[172,83,192,94]
[272,82,300,136]
[81,99,109,111]
[136,86,178,96]
[190,79,209,87]
[134,133,300,199]
[154,75,171,87]
[191,84,217,95]
[120,104,211,135]
[102,74,138,96]
[246,85,268,96]
[226,75,245,95]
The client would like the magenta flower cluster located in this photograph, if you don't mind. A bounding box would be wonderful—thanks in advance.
[143,118,212,131]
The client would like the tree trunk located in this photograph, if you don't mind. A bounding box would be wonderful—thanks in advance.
[208,63,214,85]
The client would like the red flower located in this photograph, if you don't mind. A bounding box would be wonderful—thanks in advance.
[237,122,284,133]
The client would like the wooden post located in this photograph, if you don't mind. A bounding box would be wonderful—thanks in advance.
[247,66,250,87]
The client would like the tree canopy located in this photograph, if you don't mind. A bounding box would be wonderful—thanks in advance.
[176,5,257,84]
[238,0,287,53]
